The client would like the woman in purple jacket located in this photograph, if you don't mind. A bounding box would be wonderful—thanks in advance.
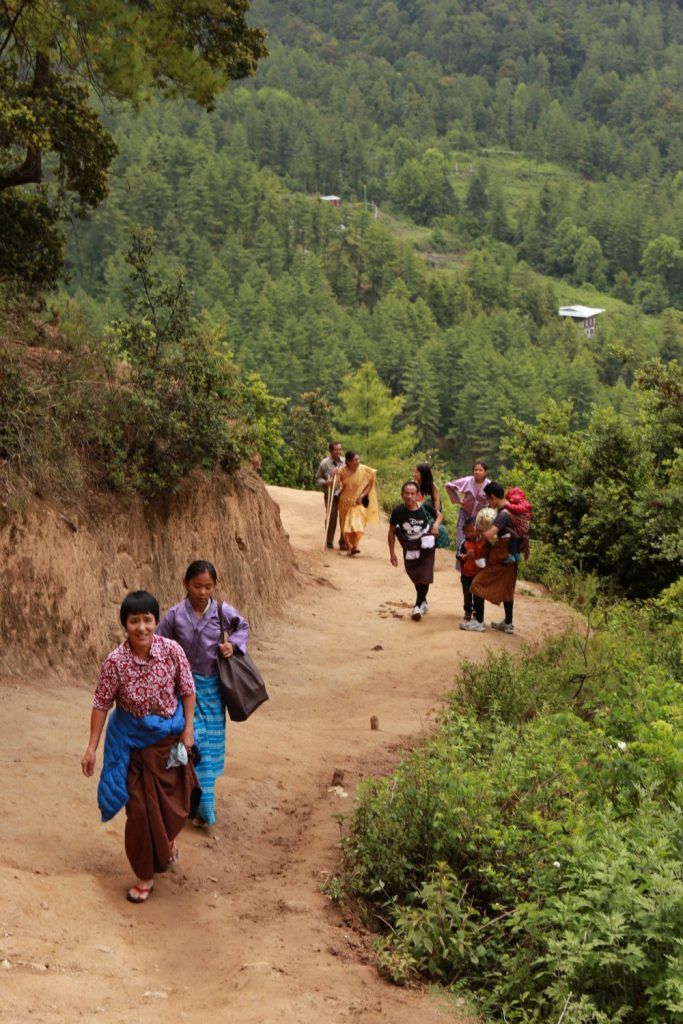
[157,560,249,827]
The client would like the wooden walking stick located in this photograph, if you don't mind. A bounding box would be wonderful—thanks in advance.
[323,473,337,551]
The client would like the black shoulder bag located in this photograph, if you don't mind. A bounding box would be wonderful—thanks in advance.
[216,602,269,722]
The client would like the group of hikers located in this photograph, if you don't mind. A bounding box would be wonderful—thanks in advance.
[81,447,530,907]
[315,443,532,632]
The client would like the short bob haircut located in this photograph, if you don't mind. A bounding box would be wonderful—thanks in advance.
[119,590,160,626]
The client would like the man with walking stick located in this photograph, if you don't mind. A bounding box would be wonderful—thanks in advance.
[315,441,347,550]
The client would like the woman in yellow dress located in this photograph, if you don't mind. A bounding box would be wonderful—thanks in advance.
[336,451,379,556]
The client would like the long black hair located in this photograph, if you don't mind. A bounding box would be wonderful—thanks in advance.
[415,463,437,503]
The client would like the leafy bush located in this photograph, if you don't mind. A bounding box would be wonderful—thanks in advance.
[503,380,683,597]
[265,389,335,489]
[337,610,683,1022]
[0,235,284,500]
[0,190,65,292]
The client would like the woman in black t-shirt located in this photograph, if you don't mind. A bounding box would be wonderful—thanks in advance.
[388,480,443,621]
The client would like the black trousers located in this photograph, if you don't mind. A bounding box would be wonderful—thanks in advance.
[472,596,513,624]
[461,574,474,615]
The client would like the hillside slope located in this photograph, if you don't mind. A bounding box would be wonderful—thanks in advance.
[0,470,297,680]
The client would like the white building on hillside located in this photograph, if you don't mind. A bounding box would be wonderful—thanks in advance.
[558,305,605,338]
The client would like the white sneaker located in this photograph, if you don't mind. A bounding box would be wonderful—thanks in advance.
[491,620,514,634]
[459,619,485,631]
[420,600,429,614]
[411,605,422,621]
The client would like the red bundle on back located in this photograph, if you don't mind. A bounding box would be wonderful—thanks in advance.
[505,487,533,519]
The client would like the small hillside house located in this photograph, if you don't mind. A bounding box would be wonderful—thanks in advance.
[558,305,605,338]
[320,195,341,208]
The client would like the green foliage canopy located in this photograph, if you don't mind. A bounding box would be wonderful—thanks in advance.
[0,0,267,288]
[0,232,281,499]
[503,359,683,596]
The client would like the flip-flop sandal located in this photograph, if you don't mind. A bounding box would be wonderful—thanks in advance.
[127,883,154,904]
[167,842,179,867]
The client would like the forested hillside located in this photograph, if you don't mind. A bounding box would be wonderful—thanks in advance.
[254,0,683,180]
[4,0,683,587]
[59,0,683,475]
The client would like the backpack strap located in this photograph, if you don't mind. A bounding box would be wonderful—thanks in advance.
[216,599,228,641]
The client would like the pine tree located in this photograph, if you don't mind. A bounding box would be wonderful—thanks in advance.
[488,181,514,243]
[335,362,417,466]
[400,350,441,449]
[465,168,489,220]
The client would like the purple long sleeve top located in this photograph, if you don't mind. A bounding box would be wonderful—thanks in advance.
[156,597,250,678]
[444,474,491,517]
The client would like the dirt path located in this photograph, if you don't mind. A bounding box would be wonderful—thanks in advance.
[0,487,574,1024]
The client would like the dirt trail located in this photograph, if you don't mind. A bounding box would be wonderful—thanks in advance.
[0,487,574,1024]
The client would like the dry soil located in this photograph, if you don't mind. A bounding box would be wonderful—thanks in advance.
[0,486,575,1024]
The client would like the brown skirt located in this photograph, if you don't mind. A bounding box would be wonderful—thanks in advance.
[125,736,201,880]
[471,561,518,605]
[403,546,435,586]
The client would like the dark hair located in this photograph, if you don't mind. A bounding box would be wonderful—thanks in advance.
[184,560,218,583]
[401,480,419,494]
[463,515,477,527]
[345,450,359,463]
[120,590,160,626]
[473,459,488,472]
[415,463,436,501]
[484,481,505,499]
[328,440,342,451]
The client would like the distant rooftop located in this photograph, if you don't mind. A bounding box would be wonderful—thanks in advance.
[320,195,341,202]
[558,305,606,319]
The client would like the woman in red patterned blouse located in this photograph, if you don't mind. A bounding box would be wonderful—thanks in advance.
[81,591,200,904]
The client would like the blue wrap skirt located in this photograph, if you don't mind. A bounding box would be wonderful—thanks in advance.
[192,672,226,825]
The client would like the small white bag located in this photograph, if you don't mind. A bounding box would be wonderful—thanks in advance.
[420,534,436,549]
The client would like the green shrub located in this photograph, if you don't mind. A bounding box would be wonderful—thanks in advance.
[529,803,683,1023]
[1,236,283,500]
[0,190,64,293]
[337,611,683,1022]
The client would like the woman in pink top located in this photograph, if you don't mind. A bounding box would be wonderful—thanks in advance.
[81,590,199,905]
[445,460,491,556]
